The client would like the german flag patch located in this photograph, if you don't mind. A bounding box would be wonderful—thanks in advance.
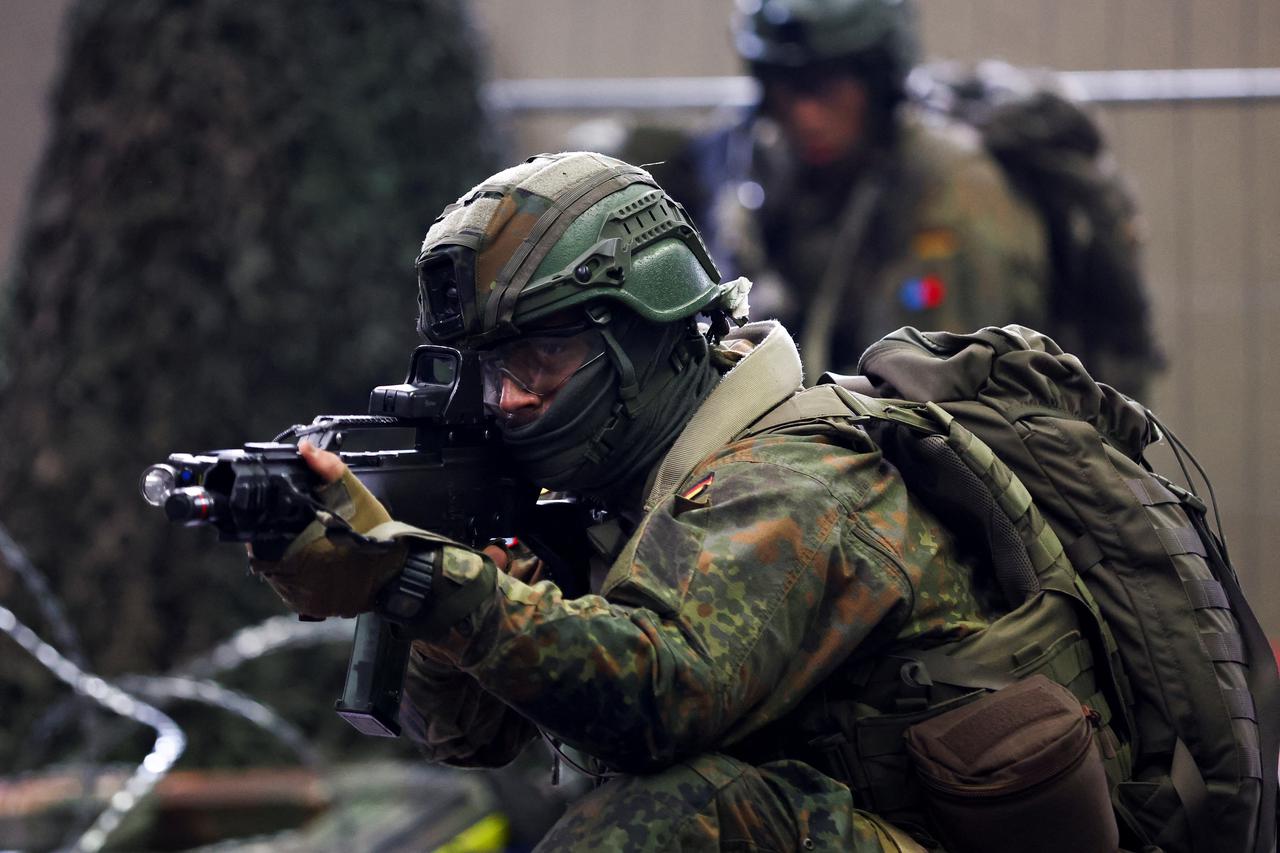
[682,473,714,501]
[675,472,714,515]
[911,227,957,261]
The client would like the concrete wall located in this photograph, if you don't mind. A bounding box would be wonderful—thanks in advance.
[0,0,72,275]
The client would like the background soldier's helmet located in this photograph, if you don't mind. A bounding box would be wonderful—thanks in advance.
[732,0,919,90]
[416,151,745,349]
[415,152,750,493]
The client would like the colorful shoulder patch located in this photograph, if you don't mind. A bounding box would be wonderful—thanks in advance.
[899,274,947,311]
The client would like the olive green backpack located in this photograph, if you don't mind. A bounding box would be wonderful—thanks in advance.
[744,325,1278,852]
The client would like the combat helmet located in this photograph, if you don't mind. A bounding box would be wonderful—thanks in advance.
[415,152,750,494]
[417,151,747,349]
[733,0,919,89]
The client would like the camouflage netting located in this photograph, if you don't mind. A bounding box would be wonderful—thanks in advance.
[0,0,497,768]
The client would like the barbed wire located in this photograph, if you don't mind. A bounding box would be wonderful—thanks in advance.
[2,518,129,848]
[0,603,186,853]
[28,615,351,767]
[175,613,354,679]
[0,523,360,849]
[0,523,87,668]
[116,675,319,765]
[0,501,372,853]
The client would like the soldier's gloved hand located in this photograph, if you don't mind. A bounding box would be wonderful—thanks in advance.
[249,441,407,618]
[482,538,545,584]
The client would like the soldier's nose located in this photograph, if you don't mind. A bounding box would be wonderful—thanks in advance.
[499,374,544,416]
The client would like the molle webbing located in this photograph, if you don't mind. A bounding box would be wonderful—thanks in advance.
[1126,467,1264,780]
[850,325,1278,853]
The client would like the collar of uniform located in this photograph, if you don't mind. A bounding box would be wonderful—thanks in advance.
[643,320,803,512]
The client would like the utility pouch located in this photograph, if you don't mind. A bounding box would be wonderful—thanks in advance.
[903,674,1118,853]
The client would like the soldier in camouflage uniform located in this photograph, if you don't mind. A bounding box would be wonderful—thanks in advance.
[250,152,1010,850]
[668,0,1048,379]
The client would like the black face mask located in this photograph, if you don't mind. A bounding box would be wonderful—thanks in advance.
[497,354,620,489]
[497,312,719,499]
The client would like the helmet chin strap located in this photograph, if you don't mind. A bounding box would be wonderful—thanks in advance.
[597,324,641,418]
[579,317,706,475]
[578,315,654,467]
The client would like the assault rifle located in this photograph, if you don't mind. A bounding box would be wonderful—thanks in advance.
[140,345,586,737]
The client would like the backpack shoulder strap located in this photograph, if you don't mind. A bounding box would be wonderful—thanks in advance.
[746,382,1104,615]
[742,382,937,438]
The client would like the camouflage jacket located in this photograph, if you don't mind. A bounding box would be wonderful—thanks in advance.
[672,110,1048,377]
[400,322,993,775]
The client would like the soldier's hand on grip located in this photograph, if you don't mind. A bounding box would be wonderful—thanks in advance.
[482,537,545,584]
[249,441,407,618]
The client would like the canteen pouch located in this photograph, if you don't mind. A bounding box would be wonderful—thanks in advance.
[903,674,1118,853]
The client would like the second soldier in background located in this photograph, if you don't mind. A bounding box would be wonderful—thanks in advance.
[648,0,1160,394]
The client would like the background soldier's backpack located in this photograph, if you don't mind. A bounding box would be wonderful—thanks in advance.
[910,61,1165,397]
[745,325,1278,852]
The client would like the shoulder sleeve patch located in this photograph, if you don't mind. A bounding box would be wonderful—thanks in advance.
[680,472,714,501]
[674,472,714,515]
[898,275,947,311]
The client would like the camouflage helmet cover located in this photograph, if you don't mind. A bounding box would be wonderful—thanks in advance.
[732,0,919,73]
[417,152,740,348]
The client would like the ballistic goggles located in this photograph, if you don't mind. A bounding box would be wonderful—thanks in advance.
[479,326,607,421]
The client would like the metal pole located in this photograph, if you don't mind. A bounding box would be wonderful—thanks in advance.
[483,67,1280,113]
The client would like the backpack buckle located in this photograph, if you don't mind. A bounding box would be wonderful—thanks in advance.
[900,659,934,689]
[1153,474,1208,515]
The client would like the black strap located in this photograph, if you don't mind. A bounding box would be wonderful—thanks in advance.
[1239,725,1265,781]
[1202,631,1248,664]
[374,547,437,625]
[1163,737,1218,853]
[1126,476,1179,506]
[898,649,1018,693]
[1156,526,1208,558]
[1224,687,1258,722]
[1184,577,1230,610]
[1064,534,1104,571]
[1239,744,1264,780]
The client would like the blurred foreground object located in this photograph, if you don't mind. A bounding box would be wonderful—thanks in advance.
[0,762,503,852]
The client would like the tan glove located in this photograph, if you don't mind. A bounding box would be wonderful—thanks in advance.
[250,465,407,618]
